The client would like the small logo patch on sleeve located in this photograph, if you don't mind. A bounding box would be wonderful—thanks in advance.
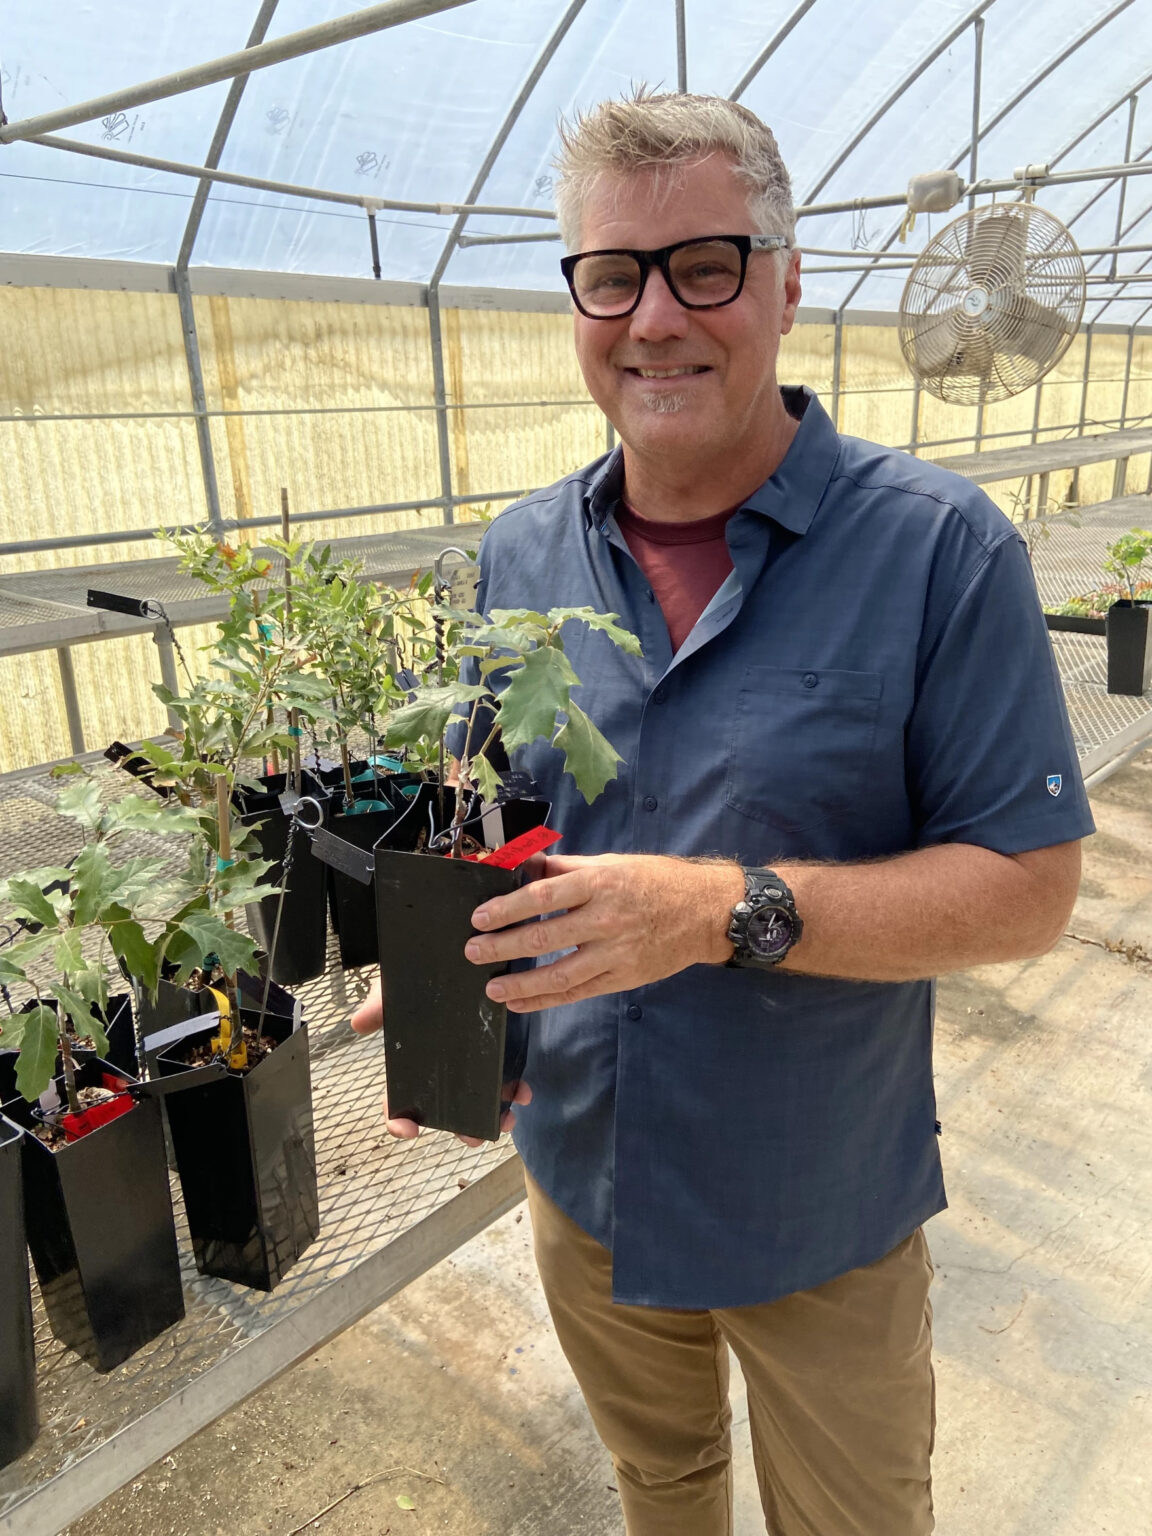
[1046,774,1063,797]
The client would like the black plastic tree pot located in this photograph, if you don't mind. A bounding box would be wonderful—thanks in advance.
[1106,600,1152,695]
[0,1059,184,1373]
[1044,612,1106,636]
[327,780,440,971]
[4,992,138,1079]
[157,1009,318,1291]
[374,849,526,1144]
[234,771,330,985]
[0,1118,37,1470]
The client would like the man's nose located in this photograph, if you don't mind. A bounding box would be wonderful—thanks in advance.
[628,264,690,342]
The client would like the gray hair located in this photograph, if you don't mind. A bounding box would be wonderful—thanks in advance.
[553,89,795,254]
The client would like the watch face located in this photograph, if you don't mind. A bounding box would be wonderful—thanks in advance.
[747,904,794,959]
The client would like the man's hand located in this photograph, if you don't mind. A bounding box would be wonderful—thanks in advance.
[464,853,744,1011]
[349,978,531,1143]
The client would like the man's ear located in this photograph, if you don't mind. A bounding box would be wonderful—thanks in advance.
[780,248,803,336]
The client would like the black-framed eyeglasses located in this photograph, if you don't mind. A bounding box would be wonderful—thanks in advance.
[560,233,789,319]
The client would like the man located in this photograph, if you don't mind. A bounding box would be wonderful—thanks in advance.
[353,91,1093,1535]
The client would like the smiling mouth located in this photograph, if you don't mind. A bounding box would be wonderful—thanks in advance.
[625,365,711,379]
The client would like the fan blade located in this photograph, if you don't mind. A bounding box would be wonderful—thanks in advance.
[983,289,1076,364]
[906,302,968,378]
[964,210,1028,288]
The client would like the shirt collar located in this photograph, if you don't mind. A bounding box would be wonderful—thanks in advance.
[585,385,841,537]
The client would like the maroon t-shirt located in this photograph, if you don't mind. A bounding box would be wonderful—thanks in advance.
[616,502,736,652]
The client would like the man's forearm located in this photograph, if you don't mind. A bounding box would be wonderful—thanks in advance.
[770,840,1081,983]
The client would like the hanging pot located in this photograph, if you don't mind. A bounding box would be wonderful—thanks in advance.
[233,771,330,985]
[326,779,438,971]
[0,1059,184,1372]
[0,1118,37,1470]
[156,1009,318,1292]
[1105,599,1152,695]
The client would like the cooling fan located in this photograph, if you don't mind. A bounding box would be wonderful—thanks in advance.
[899,202,1086,404]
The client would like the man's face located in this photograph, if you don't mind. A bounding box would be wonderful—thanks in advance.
[570,153,802,470]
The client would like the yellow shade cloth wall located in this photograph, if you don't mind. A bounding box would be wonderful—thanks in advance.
[0,282,1149,774]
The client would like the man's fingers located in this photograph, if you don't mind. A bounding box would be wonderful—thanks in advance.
[381,1093,421,1140]
[471,868,592,932]
[487,944,609,1006]
[350,979,384,1036]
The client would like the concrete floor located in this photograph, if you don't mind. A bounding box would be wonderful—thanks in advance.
[68,751,1152,1536]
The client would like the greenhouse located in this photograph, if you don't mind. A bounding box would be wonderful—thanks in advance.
[1,1,1151,1532]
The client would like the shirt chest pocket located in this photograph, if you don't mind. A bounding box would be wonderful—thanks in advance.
[725,666,884,833]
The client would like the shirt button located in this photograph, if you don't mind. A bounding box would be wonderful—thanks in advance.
[802,672,819,689]
[626,1004,643,1021]
[643,795,658,811]
[652,685,667,704]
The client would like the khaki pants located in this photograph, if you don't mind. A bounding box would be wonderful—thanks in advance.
[525,1170,935,1536]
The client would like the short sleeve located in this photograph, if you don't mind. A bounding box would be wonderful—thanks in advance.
[907,532,1095,854]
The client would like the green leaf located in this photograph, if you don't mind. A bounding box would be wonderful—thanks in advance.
[110,918,161,995]
[177,911,259,982]
[396,1495,416,1511]
[55,777,104,831]
[53,929,85,976]
[49,761,85,777]
[0,932,55,982]
[15,1005,60,1102]
[495,644,578,752]
[386,683,488,749]
[553,700,624,803]
[71,843,117,927]
[545,607,644,657]
[5,879,61,930]
[49,981,96,1040]
[471,754,503,802]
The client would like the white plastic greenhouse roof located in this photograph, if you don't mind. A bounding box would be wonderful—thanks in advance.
[3,0,1152,324]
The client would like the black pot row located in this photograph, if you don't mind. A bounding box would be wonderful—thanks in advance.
[0,979,319,1473]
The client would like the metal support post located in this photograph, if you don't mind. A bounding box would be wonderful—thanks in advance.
[1077,325,1095,439]
[1036,470,1051,517]
[1030,377,1045,445]
[606,418,616,453]
[1112,456,1131,498]
[909,380,921,453]
[153,628,182,728]
[174,267,225,534]
[426,288,455,522]
[675,0,687,92]
[1120,326,1136,426]
[830,309,845,429]
[974,389,986,453]
[367,210,382,279]
[968,16,984,210]
[1112,95,1140,279]
[56,647,85,755]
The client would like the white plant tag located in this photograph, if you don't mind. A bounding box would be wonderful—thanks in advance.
[143,1012,220,1055]
[292,996,303,1032]
[39,1083,62,1115]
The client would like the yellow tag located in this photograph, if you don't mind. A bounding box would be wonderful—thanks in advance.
[208,988,247,1069]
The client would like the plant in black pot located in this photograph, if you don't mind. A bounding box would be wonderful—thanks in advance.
[371,604,641,1143]
[0,785,199,1371]
[109,729,323,1292]
[155,532,333,984]
[1102,528,1152,696]
[290,551,438,969]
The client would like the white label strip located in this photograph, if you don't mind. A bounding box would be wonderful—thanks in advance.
[143,1011,220,1055]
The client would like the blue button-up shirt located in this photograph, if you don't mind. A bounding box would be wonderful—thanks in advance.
[471,388,1094,1309]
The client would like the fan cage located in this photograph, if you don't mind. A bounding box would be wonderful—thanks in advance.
[899,203,1087,406]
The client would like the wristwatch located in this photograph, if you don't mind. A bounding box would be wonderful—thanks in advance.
[726,868,803,968]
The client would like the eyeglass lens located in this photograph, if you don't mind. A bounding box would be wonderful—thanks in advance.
[571,239,745,316]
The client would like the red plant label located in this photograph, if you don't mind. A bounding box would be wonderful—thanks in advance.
[467,826,562,869]
[61,1090,135,1143]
